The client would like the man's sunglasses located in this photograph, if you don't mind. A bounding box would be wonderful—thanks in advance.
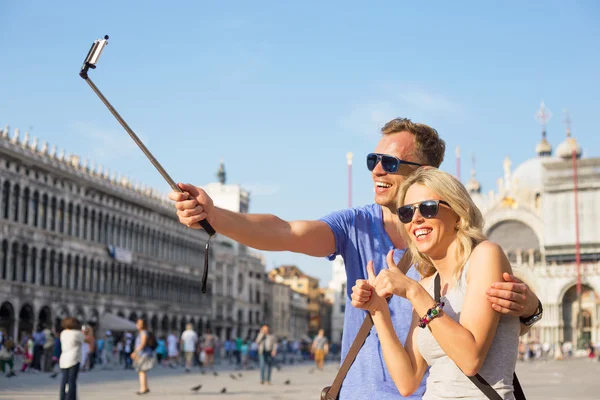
[396,200,451,224]
[366,153,423,173]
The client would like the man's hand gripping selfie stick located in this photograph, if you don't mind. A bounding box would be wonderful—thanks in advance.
[79,36,216,293]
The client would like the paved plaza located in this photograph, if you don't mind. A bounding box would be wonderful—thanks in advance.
[0,358,599,399]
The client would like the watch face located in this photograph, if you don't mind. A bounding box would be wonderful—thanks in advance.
[526,314,542,326]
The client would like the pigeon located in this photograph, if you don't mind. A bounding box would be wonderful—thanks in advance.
[49,372,58,379]
[309,368,315,374]
[200,370,206,375]
[213,371,219,376]
[275,365,281,371]
[191,384,203,392]
[284,379,291,385]
[237,372,243,378]
[220,387,227,394]
[229,374,237,380]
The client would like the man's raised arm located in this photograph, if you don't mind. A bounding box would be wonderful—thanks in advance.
[168,183,336,258]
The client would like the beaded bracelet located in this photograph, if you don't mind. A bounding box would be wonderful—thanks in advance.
[418,302,445,329]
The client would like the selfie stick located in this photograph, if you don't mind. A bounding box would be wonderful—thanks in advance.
[79,35,216,293]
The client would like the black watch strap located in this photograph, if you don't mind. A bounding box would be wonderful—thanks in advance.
[520,300,543,325]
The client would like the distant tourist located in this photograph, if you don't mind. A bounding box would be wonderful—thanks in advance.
[132,319,155,395]
[311,329,329,370]
[59,317,83,400]
[255,324,277,385]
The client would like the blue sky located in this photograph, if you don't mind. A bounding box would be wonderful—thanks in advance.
[1,1,599,286]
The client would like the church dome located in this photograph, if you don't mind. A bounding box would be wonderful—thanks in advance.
[556,136,582,160]
[511,157,549,194]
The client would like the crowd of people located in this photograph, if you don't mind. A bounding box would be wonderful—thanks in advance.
[0,319,333,396]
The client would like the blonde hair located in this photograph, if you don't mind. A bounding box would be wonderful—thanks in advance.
[397,168,487,279]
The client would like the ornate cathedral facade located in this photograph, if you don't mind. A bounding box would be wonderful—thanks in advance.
[467,105,599,348]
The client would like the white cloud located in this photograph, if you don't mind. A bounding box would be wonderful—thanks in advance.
[340,83,464,135]
[243,182,280,196]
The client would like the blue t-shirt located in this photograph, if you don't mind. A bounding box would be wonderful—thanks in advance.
[321,204,427,399]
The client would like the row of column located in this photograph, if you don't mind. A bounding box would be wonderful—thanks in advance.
[0,178,205,266]
[1,239,210,305]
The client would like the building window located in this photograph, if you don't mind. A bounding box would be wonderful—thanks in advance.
[1,240,8,279]
[83,207,88,240]
[21,244,28,282]
[40,249,47,285]
[66,203,73,235]
[81,258,87,292]
[90,209,96,241]
[12,185,20,222]
[11,242,18,281]
[74,256,80,291]
[22,188,30,224]
[582,310,592,329]
[98,212,104,242]
[2,181,10,219]
[57,253,63,288]
[41,194,48,230]
[65,255,72,289]
[49,251,56,287]
[32,191,39,227]
[75,205,81,237]
[50,197,57,231]
[58,200,65,233]
[30,247,37,284]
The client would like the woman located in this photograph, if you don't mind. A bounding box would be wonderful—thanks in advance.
[59,317,84,400]
[20,334,33,372]
[352,168,520,399]
[131,319,154,395]
[203,329,216,370]
[166,331,178,368]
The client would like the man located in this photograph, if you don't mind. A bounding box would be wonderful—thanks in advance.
[169,118,542,398]
[104,330,114,368]
[42,325,54,372]
[311,329,329,370]
[255,324,277,385]
[180,323,198,373]
[32,325,46,372]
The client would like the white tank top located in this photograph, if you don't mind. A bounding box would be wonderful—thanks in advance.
[416,261,520,400]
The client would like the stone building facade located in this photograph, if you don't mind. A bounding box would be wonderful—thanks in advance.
[263,278,292,339]
[203,161,266,341]
[211,239,265,341]
[0,126,211,341]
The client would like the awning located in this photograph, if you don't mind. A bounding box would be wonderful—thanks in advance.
[98,313,138,332]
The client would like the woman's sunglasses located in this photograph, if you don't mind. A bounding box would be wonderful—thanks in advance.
[366,153,423,173]
[396,200,451,224]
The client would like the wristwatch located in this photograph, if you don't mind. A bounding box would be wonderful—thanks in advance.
[519,300,543,326]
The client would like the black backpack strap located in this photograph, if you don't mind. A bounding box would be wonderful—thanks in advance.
[433,274,525,400]
[513,373,526,400]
